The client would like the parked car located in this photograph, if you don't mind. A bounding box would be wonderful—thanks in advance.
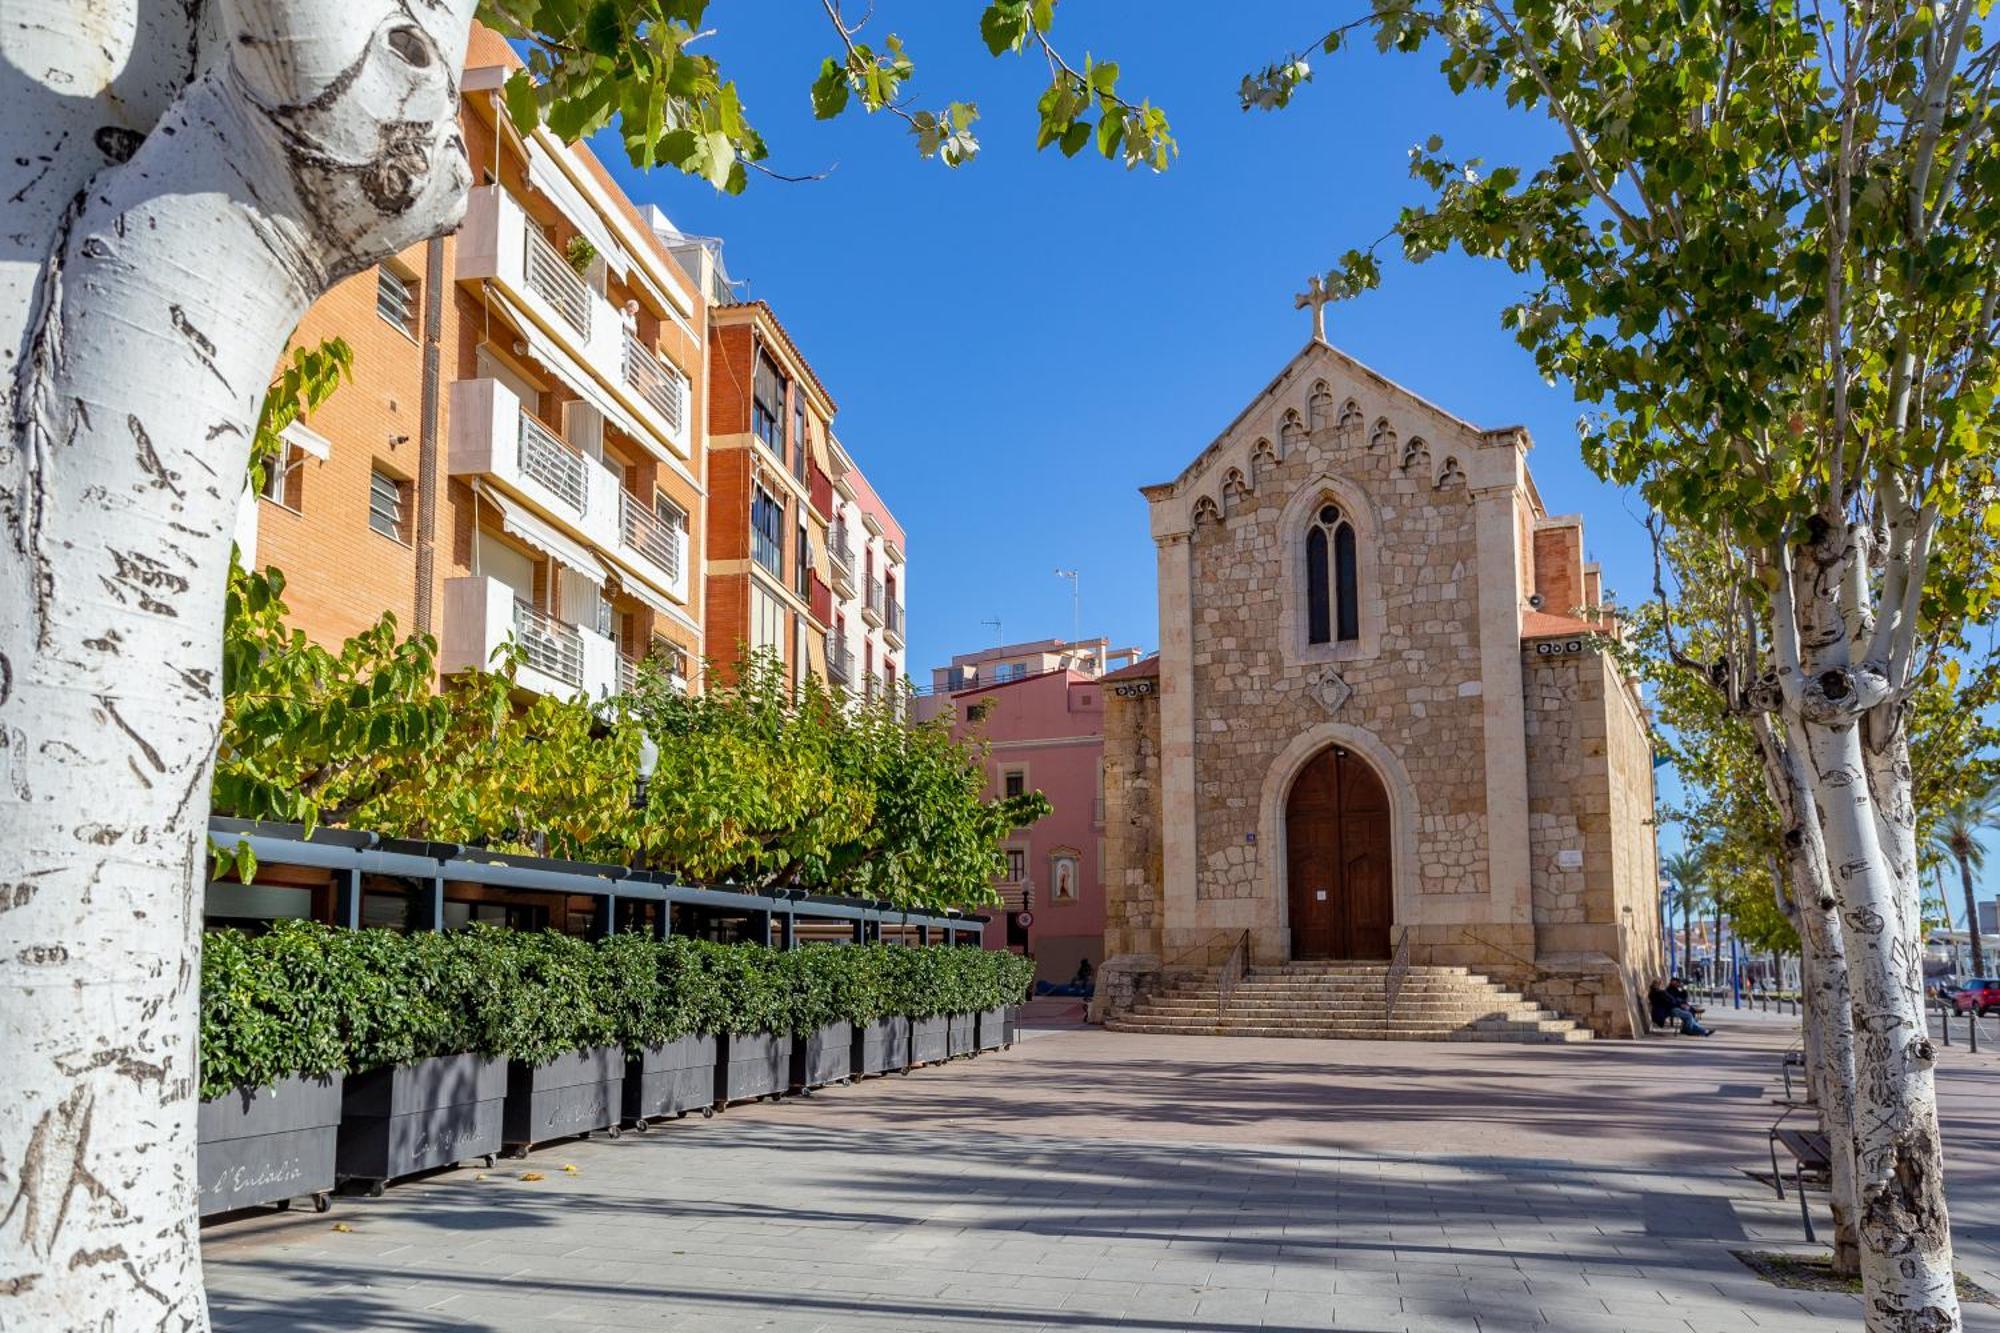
[1950,978,2000,1015]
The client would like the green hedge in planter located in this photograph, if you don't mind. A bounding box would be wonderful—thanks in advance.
[882,944,1034,1019]
[201,923,1034,1097]
[200,923,617,1098]
[200,923,347,1099]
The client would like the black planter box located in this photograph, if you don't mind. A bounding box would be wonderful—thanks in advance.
[337,1053,505,1191]
[976,1007,1009,1051]
[1004,1004,1021,1045]
[790,1021,853,1092]
[503,1045,623,1151]
[851,1015,911,1076]
[626,1033,718,1124]
[911,1015,948,1065]
[198,1073,343,1217]
[947,1011,976,1058]
[717,1031,790,1106]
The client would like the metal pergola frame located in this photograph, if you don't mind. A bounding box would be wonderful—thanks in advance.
[208,818,988,947]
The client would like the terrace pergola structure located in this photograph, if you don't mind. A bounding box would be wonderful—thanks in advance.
[208,818,987,949]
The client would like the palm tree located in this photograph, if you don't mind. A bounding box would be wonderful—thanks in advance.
[1660,849,1708,983]
[1930,783,1998,977]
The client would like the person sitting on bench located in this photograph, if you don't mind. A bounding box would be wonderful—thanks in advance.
[1649,979,1712,1035]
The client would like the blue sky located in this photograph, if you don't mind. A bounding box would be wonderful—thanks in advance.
[582,3,1999,920]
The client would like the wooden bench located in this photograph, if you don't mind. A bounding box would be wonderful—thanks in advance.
[1769,1127,1832,1242]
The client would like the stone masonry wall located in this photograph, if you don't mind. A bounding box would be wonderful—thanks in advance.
[1101,685,1164,960]
[1519,643,1660,1037]
[1181,356,1497,950]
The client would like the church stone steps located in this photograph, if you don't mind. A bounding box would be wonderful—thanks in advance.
[1102,1019,1594,1043]
[1133,1002,1570,1022]
[1107,962,1595,1043]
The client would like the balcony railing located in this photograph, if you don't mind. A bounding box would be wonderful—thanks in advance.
[863,575,886,626]
[514,599,583,687]
[620,491,681,584]
[617,653,639,696]
[827,638,853,685]
[518,412,588,515]
[524,226,591,341]
[828,536,855,597]
[884,597,903,642]
[622,330,686,437]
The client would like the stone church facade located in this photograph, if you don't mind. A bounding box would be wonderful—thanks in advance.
[1097,336,1662,1037]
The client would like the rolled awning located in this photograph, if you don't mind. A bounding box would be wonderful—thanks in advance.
[526,139,630,281]
[488,289,653,449]
[473,482,607,586]
[610,568,679,619]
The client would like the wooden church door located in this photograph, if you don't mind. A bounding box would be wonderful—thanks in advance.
[1285,747,1393,960]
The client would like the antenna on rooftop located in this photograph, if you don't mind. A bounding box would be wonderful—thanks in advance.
[981,616,1003,646]
[1054,568,1080,645]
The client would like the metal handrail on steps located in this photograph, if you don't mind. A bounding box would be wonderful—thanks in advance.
[1217,930,1251,1020]
[1383,925,1414,1020]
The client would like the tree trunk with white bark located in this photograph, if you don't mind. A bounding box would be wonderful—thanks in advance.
[1781,529,1959,1330]
[0,2,474,1321]
[1759,720,1862,1276]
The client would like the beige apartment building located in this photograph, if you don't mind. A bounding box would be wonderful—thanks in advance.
[241,27,910,708]
[240,26,704,699]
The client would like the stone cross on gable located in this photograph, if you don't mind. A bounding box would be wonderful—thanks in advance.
[1295,273,1333,342]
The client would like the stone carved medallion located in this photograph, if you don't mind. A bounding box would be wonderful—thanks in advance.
[1309,668,1352,716]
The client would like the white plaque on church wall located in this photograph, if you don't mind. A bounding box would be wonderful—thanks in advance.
[1556,849,1584,870]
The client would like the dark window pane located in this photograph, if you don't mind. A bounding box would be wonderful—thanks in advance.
[1306,524,1330,644]
[1335,522,1359,641]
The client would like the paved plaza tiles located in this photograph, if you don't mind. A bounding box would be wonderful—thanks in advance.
[202,1009,2000,1332]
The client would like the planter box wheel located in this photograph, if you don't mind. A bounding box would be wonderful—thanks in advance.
[198,1074,344,1218]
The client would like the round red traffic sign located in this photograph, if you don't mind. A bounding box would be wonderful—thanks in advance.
[1016,911,1034,929]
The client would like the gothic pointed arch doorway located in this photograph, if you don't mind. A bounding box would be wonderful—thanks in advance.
[1285,746,1392,960]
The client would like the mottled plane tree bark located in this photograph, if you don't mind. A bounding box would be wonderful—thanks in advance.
[0,1,477,1320]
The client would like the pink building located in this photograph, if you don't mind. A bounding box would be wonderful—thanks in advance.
[917,637,1144,984]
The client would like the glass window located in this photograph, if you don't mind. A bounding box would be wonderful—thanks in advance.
[1005,849,1026,882]
[259,442,302,509]
[1004,770,1026,800]
[1306,502,1359,645]
[376,264,417,336]
[750,583,785,656]
[368,468,408,541]
[792,396,808,480]
[751,486,784,576]
[752,355,784,453]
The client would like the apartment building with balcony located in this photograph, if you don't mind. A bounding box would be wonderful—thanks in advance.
[693,296,838,687]
[236,25,703,703]
[914,637,1145,983]
[825,437,908,705]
